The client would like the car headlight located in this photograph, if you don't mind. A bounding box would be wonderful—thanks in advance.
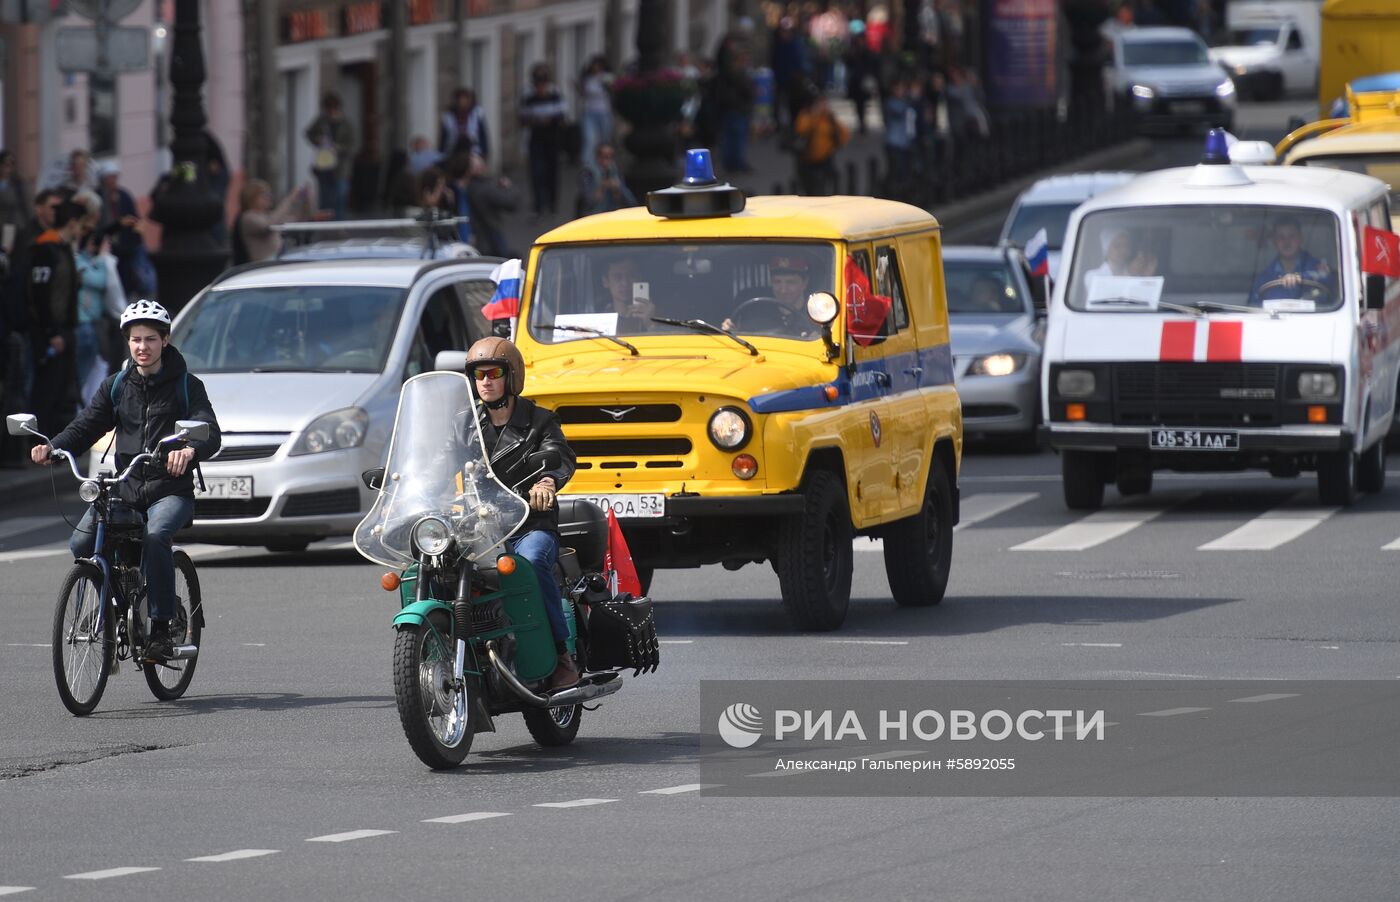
[1297,371,1338,400]
[1215,80,1236,98]
[1131,84,1155,99]
[968,353,1026,377]
[290,407,368,456]
[78,480,100,503]
[412,516,452,556]
[708,407,751,450]
[1056,369,1097,398]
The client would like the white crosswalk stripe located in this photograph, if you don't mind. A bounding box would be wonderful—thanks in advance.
[1011,502,1182,552]
[1198,494,1338,550]
[857,491,1039,552]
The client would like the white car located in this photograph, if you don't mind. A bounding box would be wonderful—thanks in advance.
[999,172,1135,279]
[170,257,504,551]
[1106,26,1237,133]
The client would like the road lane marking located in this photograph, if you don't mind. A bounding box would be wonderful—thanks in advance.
[1062,642,1122,647]
[1138,707,1212,717]
[953,492,1039,531]
[1199,496,1338,550]
[639,784,711,795]
[823,639,909,646]
[1228,693,1299,703]
[0,546,68,563]
[185,849,280,863]
[65,867,161,880]
[0,888,34,896]
[533,799,616,808]
[422,812,512,824]
[1012,503,1179,551]
[242,643,267,647]
[659,640,693,645]
[5,644,48,648]
[305,830,397,843]
[0,516,61,541]
[1383,535,1400,550]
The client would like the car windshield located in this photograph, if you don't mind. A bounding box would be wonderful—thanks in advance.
[1223,27,1282,46]
[174,285,406,373]
[945,260,1025,314]
[527,242,836,343]
[1123,39,1209,67]
[1293,153,1400,209]
[1065,205,1342,313]
[1005,202,1080,249]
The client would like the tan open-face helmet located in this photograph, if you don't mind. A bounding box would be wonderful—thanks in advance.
[465,336,525,396]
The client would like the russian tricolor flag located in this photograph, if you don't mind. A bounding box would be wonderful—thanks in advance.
[1026,227,1050,277]
[482,258,522,320]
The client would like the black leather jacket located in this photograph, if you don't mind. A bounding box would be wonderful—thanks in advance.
[476,397,576,534]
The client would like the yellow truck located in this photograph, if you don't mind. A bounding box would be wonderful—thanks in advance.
[512,151,963,630]
[1318,0,1400,112]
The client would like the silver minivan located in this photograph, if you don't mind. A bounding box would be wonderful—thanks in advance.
[171,258,502,551]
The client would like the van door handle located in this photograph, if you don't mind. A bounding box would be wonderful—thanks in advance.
[904,367,924,378]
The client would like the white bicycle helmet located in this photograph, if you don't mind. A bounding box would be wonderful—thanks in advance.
[119,299,171,331]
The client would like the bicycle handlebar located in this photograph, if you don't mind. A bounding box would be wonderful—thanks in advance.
[48,429,191,488]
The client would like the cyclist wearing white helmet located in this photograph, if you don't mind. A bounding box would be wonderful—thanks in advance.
[32,299,222,660]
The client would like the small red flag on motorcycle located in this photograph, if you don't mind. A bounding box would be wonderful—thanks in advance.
[1362,225,1400,278]
[604,509,644,597]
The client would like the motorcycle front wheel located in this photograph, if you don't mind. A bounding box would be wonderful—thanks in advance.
[393,611,474,769]
[53,562,115,716]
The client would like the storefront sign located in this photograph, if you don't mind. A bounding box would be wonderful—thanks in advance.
[284,9,331,43]
[985,0,1058,108]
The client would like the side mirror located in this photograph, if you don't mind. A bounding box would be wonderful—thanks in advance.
[1366,274,1386,311]
[6,413,37,437]
[362,466,386,491]
[176,420,210,442]
[434,350,471,373]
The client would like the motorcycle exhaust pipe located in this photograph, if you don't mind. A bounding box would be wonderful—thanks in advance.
[168,645,199,660]
[485,642,623,709]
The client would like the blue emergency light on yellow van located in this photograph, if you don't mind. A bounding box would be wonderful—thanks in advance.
[646,148,746,219]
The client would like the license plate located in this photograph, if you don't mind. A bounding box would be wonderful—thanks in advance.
[195,476,254,498]
[1173,101,1205,114]
[569,493,665,518]
[1149,429,1238,451]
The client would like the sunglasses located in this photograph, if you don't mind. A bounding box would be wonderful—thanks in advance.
[473,365,506,381]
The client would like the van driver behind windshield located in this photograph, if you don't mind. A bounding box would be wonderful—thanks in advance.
[1251,216,1335,304]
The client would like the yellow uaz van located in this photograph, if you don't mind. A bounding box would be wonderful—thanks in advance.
[512,150,962,631]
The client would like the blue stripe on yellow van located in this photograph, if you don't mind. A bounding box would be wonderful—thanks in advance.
[747,343,954,414]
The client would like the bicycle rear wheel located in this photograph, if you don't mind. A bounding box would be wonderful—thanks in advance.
[145,550,202,701]
[53,563,114,716]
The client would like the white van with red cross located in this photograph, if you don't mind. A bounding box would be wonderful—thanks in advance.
[1042,130,1400,509]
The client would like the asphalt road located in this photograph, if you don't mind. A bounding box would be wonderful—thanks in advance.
[3,98,1397,901]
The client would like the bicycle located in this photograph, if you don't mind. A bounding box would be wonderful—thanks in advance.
[7,413,209,716]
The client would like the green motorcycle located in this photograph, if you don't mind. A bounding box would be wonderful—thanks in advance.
[355,371,659,769]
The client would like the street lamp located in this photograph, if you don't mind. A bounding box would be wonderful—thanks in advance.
[148,0,227,315]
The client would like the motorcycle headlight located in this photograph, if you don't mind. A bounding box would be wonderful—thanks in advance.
[1056,369,1097,398]
[708,407,751,451]
[290,407,368,456]
[1131,84,1155,99]
[968,353,1025,377]
[412,516,452,556]
[78,480,100,503]
[1297,371,1338,400]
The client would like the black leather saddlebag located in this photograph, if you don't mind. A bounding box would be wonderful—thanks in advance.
[586,594,659,675]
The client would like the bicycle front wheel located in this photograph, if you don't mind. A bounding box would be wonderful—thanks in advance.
[53,562,114,716]
[145,550,202,701]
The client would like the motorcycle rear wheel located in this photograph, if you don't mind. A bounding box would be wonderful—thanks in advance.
[53,562,115,716]
[144,550,202,701]
[523,703,583,747]
[393,611,474,769]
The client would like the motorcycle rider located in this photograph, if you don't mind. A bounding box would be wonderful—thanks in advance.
[463,336,580,689]
[30,299,222,660]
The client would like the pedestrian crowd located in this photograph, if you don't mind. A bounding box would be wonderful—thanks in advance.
[0,148,159,467]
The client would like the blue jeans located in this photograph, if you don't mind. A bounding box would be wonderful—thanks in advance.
[70,494,194,622]
[508,529,569,644]
[314,169,348,220]
[720,111,751,171]
[581,109,613,166]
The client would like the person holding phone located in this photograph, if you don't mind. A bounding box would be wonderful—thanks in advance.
[596,255,655,332]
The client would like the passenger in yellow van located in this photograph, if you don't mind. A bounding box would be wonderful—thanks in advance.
[721,253,818,337]
[595,255,657,332]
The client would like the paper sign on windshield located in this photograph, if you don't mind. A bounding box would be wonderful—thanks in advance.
[1084,275,1165,310]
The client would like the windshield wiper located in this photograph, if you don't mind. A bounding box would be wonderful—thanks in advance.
[650,317,759,356]
[1192,300,1271,317]
[543,325,639,356]
[1087,297,1205,316]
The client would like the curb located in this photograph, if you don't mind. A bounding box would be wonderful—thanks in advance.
[931,137,1154,232]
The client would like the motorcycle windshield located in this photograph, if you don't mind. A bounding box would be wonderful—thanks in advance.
[353,371,529,568]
